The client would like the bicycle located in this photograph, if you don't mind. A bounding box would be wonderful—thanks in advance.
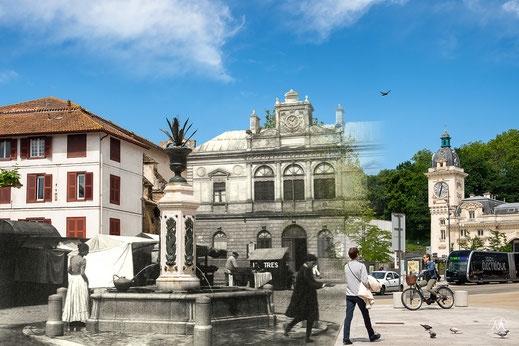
[401,275,455,310]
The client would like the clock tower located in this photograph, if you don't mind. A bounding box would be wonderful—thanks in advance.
[424,129,468,257]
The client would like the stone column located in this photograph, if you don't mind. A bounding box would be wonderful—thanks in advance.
[156,182,201,291]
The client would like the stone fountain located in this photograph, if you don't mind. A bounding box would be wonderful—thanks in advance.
[86,118,275,335]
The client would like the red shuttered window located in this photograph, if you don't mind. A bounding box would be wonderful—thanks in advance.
[20,217,52,224]
[67,172,93,202]
[20,137,52,159]
[67,134,87,158]
[27,174,52,203]
[67,217,86,238]
[0,187,10,204]
[110,218,121,236]
[110,137,120,162]
[0,139,16,160]
[109,174,120,205]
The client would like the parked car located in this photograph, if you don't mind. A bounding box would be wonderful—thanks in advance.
[368,271,403,295]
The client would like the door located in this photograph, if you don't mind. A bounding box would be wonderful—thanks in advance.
[282,225,307,272]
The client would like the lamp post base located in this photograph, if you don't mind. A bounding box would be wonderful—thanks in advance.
[156,273,200,292]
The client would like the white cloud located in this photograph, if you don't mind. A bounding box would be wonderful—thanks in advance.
[503,0,519,18]
[0,0,241,80]
[0,70,18,84]
[284,0,408,41]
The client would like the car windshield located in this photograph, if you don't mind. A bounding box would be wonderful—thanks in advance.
[369,272,385,279]
[447,261,467,272]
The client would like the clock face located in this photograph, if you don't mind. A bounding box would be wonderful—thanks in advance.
[434,182,449,198]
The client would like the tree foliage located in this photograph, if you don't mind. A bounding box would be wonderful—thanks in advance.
[486,230,512,252]
[342,210,393,262]
[459,234,485,251]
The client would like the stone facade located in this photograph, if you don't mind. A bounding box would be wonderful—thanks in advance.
[188,90,381,275]
[426,130,519,256]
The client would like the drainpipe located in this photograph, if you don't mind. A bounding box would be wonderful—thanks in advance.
[99,133,108,234]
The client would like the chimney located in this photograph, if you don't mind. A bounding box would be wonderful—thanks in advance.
[249,109,260,134]
[483,192,491,199]
[67,100,71,112]
[335,104,344,127]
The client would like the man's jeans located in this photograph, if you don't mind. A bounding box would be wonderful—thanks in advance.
[419,278,437,298]
[343,296,375,342]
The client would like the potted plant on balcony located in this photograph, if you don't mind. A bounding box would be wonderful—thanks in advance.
[0,166,22,188]
[161,117,197,183]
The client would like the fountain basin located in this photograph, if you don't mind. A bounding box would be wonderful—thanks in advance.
[86,286,274,335]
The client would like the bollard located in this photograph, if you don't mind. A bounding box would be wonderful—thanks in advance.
[454,290,468,307]
[56,287,67,311]
[393,292,404,308]
[194,296,212,346]
[46,294,64,337]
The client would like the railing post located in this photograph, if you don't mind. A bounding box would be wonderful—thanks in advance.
[46,294,64,337]
[56,287,67,311]
[194,296,212,346]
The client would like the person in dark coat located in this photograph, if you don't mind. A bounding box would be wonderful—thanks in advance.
[284,254,333,343]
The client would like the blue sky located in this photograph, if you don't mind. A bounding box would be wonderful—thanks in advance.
[1,0,518,173]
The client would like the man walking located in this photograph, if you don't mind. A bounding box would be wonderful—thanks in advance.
[343,247,380,344]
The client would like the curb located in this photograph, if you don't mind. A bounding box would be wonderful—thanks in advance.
[22,326,84,346]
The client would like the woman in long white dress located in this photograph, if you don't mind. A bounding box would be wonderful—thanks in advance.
[62,243,90,330]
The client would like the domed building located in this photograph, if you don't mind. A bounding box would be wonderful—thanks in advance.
[425,130,519,257]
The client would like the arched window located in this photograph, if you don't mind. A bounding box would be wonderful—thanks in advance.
[283,164,304,201]
[257,230,272,249]
[213,231,227,250]
[317,230,334,258]
[314,163,335,200]
[254,165,275,201]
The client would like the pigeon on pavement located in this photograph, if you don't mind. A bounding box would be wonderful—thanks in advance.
[449,327,462,334]
[429,331,436,339]
[495,330,509,338]
[421,324,433,331]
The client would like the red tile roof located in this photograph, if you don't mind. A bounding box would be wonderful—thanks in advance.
[0,97,160,150]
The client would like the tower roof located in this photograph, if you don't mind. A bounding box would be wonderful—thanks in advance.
[432,128,459,167]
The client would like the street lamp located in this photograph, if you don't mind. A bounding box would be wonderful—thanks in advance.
[446,190,451,254]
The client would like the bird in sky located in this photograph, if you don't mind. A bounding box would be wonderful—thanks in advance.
[380,90,391,96]
[495,330,510,338]
[449,327,462,334]
[421,324,433,331]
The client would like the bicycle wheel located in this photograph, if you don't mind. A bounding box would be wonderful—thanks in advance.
[401,288,422,310]
[436,286,455,309]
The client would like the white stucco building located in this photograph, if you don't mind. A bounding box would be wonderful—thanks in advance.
[426,130,519,257]
[0,97,170,238]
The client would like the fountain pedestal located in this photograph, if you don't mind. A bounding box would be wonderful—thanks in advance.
[156,182,200,292]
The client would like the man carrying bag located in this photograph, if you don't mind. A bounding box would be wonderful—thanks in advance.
[342,247,381,345]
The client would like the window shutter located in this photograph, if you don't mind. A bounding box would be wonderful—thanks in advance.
[0,187,10,204]
[44,174,52,201]
[67,172,77,202]
[67,217,76,237]
[115,176,120,204]
[67,134,87,158]
[85,172,93,200]
[20,138,29,158]
[110,218,121,236]
[27,174,37,202]
[44,137,52,158]
[43,219,52,224]
[10,139,17,159]
[110,137,121,162]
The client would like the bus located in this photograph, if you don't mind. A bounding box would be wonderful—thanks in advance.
[446,250,519,284]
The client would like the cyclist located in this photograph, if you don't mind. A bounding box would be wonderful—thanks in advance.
[419,254,438,303]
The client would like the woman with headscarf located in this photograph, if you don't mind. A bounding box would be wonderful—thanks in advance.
[63,242,90,331]
[284,253,333,343]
